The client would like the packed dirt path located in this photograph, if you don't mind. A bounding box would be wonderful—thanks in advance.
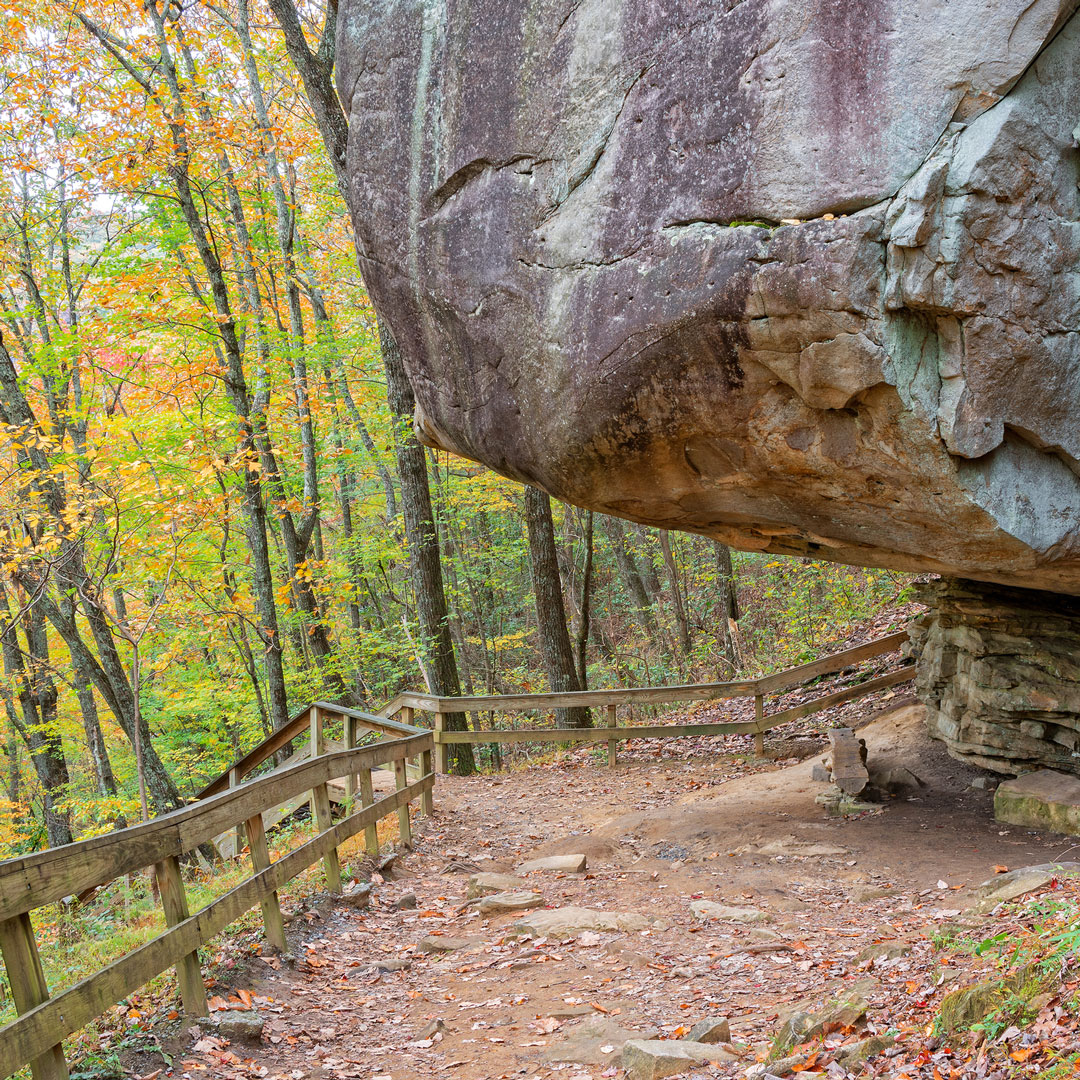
[190,703,1076,1080]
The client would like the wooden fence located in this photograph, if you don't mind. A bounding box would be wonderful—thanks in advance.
[0,704,434,1080]
[382,630,913,770]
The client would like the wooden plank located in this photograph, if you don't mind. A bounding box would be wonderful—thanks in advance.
[310,707,342,895]
[420,750,434,816]
[0,735,432,921]
[435,720,763,744]
[0,912,67,1079]
[154,855,207,1017]
[433,713,448,773]
[359,769,378,856]
[199,704,313,798]
[395,679,760,713]
[758,666,915,731]
[394,759,412,848]
[753,695,765,757]
[245,811,286,951]
[392,631,908,714]
[753,631,909,695]
[607,704,617,768]
[0,776,432,1079]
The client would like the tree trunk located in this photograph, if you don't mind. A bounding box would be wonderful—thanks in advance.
[0,590,73,847]
[714,542,740,672]
[658,530,691,655]
[600,516,658,635]
[524,487,590,728]
[381,325,475,773]
[573,510,594,690]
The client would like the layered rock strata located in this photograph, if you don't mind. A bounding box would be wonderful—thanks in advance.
[910,580,1080,774]
[339,0,1080,594]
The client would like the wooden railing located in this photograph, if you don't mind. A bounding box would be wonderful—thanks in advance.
[381,630,913,769]
[0,703,434,1080]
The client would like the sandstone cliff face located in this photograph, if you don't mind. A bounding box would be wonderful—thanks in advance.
[338,0,1080,594]
[910,580,1080,774]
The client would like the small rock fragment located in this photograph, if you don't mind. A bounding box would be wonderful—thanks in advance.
[518,853,588,873]
[393,892,417,910]
[623,1038,734,1079]
[199,1011,265,1043]
[476,890,545,914]
[685,1017,731,1044]
[466,872,529,899]
[418,935,476,954]
[510,906,649,938]
[690,900,770,924]
[341,882,371,909]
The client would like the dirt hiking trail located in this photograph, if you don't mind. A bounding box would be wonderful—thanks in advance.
[185,702,1077,1080]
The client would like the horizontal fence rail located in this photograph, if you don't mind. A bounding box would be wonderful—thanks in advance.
[381,630,913,769]
[0,704,434,1080]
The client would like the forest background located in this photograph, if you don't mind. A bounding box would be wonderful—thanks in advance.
[0,0,907,858]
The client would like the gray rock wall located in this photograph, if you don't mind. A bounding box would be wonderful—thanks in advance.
[338,0,1080,594]
[909,580,1080,774]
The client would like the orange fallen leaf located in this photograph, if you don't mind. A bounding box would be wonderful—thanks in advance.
[590,1003,609,1014]
[994,865,1009,874]
[906,980,921,994]
[1011,1048,1036,1062]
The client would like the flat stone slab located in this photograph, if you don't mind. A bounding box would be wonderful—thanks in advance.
[973,861,1080,907]
[418,935,478,954]
[477,891,545,914]
[995,771,1080,836]
[466,872,529,899]
[542,1015,656,1065]
[518,853,588,873]
[510,906,649,939]
[689,900,770,924]
[623,1039,735,1080]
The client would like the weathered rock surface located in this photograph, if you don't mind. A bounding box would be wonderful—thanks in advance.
[510,906,650,938]
[466,872,529,899]
[623,1038,735,1080]
[476,890,545,914]
[690,900,770,924]
[518,853,587,873]
[339,0,1080,594]
[995,773,1080,835]
[912,580,1080,773]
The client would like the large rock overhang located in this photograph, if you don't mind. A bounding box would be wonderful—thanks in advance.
[338,0,1080,594]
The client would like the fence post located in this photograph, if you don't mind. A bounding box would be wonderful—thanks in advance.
[309,706,343,893]
[754,694,765,757]
[434,711,448,773]
[394,751,413,848]
[0,912,69,1079]
[359,765,379,855]
[343,714,358,808]
[607,703,618,768]
[245,810,287,951]
[155,856,208,1018]
[229,766,245,857]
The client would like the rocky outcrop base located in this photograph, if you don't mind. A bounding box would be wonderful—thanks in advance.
[910,580,1080,775]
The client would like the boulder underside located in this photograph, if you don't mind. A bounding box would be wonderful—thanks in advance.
[911,580,1080,775]
[339,0,1080,595]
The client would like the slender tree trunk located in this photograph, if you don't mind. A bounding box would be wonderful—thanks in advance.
[714,541,740,672]
[524,487,590,728]
[658,531,691,655]
[573,510,594,689]
[381,326,474,773]
[600,516,658,635]
[0,589,73,847]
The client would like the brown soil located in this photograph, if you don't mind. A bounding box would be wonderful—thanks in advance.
[178,703,1075,1080]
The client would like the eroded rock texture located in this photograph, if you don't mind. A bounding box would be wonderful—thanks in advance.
[910,580,1080,774]
[339,0,1080,594]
